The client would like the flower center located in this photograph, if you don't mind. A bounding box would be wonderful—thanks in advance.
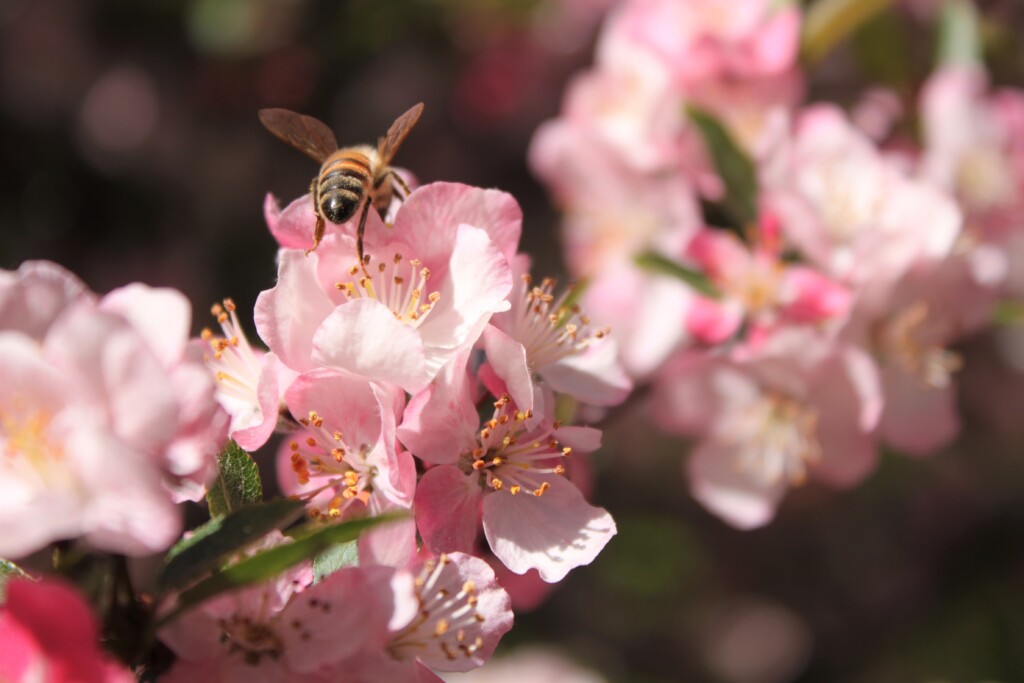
[335,252,441,327]
[723,392,821,486]
[1,402,66,486]
[287,410,375,519]
[816,160,887,244]
[217,614,285,666]
[878,301,962,389]
[507,274,609,369]
[389,554,488,665]
[956,146,1014,211]
[202,298,262,405]
[464,395,570,497]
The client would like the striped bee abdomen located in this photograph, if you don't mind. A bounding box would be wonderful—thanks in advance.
[318,152,371,224]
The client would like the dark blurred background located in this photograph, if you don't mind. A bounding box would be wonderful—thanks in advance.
[0,0,609,315]
[3,1,1024,682]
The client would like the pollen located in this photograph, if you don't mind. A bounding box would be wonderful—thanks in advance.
[507,273,610,369]
[334,251,441,327]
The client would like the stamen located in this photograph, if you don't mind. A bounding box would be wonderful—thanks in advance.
[333,252,441,328]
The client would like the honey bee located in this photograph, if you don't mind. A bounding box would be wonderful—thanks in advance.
[258,103,424,268]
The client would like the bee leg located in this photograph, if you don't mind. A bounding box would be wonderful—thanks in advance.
[305,214,325,256]
[388,169,412,199]
[356,199,372,277]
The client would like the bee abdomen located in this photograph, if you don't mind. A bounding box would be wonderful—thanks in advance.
[318,155,371,224]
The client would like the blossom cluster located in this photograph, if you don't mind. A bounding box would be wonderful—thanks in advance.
[0,173,624,677]
[531,0,1024,528]
[164,180,625,680]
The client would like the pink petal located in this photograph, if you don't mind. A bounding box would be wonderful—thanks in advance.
[100,283,191,367]
[687,439,788,530]
[75,426,182,555]
[45,305,179,453]
[807,350,881,487]
[686,296,743,345]
[397,350,479,465]
[312,299,429,393]
[686,230,750,282]
[281,566,395,672]
[232,353,288,452]
[553,425,602,453]
[538,337,633,407]
[417,224,513,354]
[481,325,534,413]
[482,476,616,582]
[414,466,482,556]
[254,249,335,373]
[265,192,319,250]
[781,267,850,323]
[0,260,92,341]
[878,366,960,457]
[394,182,523,267]
[285,368,388,450]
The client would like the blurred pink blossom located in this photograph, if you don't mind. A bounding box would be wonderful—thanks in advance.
[0,578,134,683]
[918,65,1024,299]
[683,226,850,346]
[0,261,226,558]
[763,105,962,305]
[607,0,801,86]
[654,331,882,528]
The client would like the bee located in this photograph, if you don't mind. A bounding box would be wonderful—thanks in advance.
[258,103,424,268]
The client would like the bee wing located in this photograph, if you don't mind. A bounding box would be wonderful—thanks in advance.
[377,103,424,165]
[258,108,338,163]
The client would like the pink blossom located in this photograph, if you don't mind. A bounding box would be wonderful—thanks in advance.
[482,256,631,411]
[654,331,882,529]
[683,227,850,345]
[275,368,413,520]
[606,0,801,86]
[100,283,230,501]
[529,108,702,274]
[374,552,513,676]
[843,269,966,456]
[763,105,963,304]
[918,65,1024,302]
[0,262,226,557]
[0,578,133,683]
[579,263,695,379]
[160,542,511,683]
[399,353,615,581]
[0,260,93,340]
[255,182,518,394]
[159,534,390,683]
[199,299,294,452]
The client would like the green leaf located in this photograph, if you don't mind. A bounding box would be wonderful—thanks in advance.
[0,558,33,602]
[312,541,359,582]
[993,300,1024,325]
[802,0,894,65]
[938,0,981,67]
[158,498,305,593]
[206,441,263,518]
[686,105,759,231]
[160,512,405,626]
[852,8,913,88]
[634,251,722,299]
